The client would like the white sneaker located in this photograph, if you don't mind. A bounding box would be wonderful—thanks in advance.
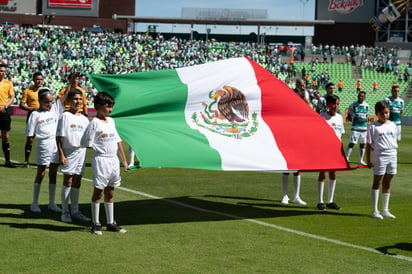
[48,203,62,213]
[30,203,41,213]
[281,195,289,205]
[292,197,307,205]
[371,211,383,219]
[71,211,91,222]
[358,160,367,166]
[61,212,73,223]
[382,210,396,219]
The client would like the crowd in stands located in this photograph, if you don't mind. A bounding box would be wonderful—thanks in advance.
[0,26,411,107]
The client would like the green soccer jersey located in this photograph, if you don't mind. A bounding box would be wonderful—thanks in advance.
[348,101,369,132]
[385,96,404,126]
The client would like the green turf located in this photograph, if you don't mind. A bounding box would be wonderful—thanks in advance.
[1,116,411,273]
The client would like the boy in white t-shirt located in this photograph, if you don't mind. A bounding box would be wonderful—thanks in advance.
[26,87,65,213]
[56,88,90,223]
[366,101,398,219]
[81,92,129,235]
[317,94,344,211]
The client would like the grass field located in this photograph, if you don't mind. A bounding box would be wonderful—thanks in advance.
[1,116,411,273]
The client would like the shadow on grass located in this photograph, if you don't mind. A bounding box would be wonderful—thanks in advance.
[0,194,364,230]
[376,242,412,256]
[112,195,364,226]
[0,203,90,231]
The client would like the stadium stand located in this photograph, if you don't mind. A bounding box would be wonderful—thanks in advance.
[0,26,411,114]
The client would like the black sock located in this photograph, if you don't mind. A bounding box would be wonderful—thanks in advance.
[2,141,10,163]
[25,143,32,162]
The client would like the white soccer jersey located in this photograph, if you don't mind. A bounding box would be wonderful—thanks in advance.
[366,121,398,152]
[56,111,89,150]
[320,111,345,140]
[26,100,63,139]
[81,117,121,157]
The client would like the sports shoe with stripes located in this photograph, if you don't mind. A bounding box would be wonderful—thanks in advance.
[61,212,72,223]
[91,223,103,235]
[106,222,127,233]
[71,211,91,222]
[326,202,341,210]
[317,203,326,211]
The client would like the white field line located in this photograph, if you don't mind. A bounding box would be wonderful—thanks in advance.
[116,182,412,263]
[6,159,412,263]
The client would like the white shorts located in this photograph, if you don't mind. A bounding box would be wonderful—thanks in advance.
[91,155,121,190]
[61,147,86,175]
[36,138,59,166]
[373,149,397,175]
[349,130,366,144]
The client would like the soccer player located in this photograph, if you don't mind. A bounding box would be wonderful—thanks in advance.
[345,91,370,165]
[81,92,129,235]
[384,85,404,141]
[366,101,398,219]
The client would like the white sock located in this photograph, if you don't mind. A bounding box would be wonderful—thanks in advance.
[346,147,352,160]
[61,185,71,213]
[382,193,391,212]
[48,184,57,205]
[32,183,41,205]
[292,174,301,200]
[104,202,114,225]
[129,147,135,167]
[359,147,365,163]
[317,181,324,203]
[70,187,80,215]
[91,202,100,224]
[282,174,289,196]
[371,189,379,213]
[327,180,336,203]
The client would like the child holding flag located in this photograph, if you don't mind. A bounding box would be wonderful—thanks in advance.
[317,94,344,211]
[56,88,90,223]
[81,92,129,235]
[27,87,65,213]
[366,101,398,219]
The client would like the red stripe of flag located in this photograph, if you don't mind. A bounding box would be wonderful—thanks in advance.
[247,57,351,172]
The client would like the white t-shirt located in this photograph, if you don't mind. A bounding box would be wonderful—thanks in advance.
[366,121,398,152]
[26,100,63,140]
[320,111,345,140]
[56,111,89,150]
[81,117,121,157]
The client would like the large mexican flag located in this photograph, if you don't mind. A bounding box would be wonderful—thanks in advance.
[89,57,350,172]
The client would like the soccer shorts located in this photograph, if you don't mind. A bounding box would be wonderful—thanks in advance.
[349,130,366,144]
[0,112,11,131]
[373,149,397,175]
[91,155,121,190]
[61,147,86,175]
[36,138,59,166]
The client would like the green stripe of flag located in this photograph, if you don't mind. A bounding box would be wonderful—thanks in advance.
[89,70,223,170]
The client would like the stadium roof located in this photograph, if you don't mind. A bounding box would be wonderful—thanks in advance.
[112,15,334,27]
